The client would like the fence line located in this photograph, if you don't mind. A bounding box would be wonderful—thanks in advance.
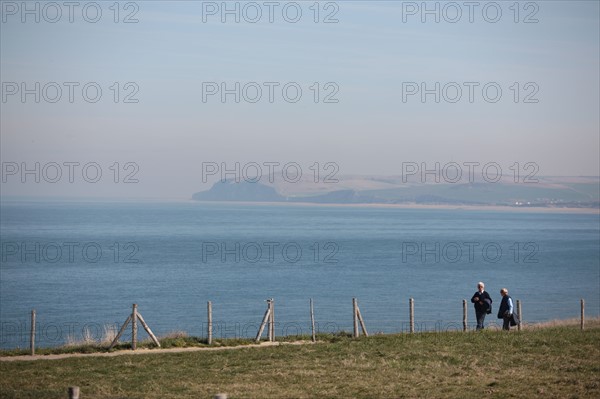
[20,297,590,354]
[55,299,587,399]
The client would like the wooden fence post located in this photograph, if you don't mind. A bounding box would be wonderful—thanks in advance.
[132,304,138,350]
[581,299,585,331]
[462,299,467,332]
[310,298,316,342]
[356,305,369,337]
[269,298,275,342]
[266,300,270,341]
[352,298,359,338]
[68,386,80,399]
[30,309,36,356]
[255,301,272,343]
[516,300,522,331]
[409,298,414,334]
[136,312,161,347]
[109,305,158,350]
[109,315,131,349]
[213,394,227,399]
[207,301,213,345]
[266,299,272,342]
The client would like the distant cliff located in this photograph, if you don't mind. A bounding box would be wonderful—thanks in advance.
[192,181,284,202]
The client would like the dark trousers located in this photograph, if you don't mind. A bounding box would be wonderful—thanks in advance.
[476,311,486,330]
[503,315,511,331]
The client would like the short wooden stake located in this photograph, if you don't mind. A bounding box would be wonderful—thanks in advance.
[581,299,585,331]
[310,298,316,342]
[213,394,227,399]
[30,309,36,356]
[409,298,415,334]
[352,298,359,338]
[462,299,467,332]
[516,300,522,331]
[68,386,80,399]
[132,303,138,350]
[207,301,213,345]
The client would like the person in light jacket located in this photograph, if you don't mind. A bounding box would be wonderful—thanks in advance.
[497,288,514,331]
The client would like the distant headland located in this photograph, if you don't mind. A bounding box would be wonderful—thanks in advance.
[192,175,600,209]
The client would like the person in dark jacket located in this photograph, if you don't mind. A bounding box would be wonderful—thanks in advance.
[471,282,492,330]
[497,288,514,331]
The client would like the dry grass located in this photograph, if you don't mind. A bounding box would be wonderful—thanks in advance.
[159,330,189,339]
[63,324,118,348]
[523,316,598,329]
[99,324,118,346]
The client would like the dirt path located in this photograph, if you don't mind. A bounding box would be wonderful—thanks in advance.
[0,341,315,362]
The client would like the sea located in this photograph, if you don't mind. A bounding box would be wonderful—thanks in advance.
[0,199,598,349]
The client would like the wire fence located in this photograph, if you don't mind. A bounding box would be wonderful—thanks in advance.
[0,296,593,351]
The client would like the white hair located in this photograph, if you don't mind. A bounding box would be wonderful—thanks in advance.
[478,282,485,288]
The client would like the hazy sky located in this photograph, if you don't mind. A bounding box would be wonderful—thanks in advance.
[1,0,599,199]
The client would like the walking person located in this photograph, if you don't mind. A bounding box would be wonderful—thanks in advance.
[498,288,514,331]
[471,282,492,330]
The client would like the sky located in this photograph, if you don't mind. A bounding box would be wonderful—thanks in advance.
[1,0,599,199]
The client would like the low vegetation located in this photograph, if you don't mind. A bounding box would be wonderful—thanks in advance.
[1,320,599,398]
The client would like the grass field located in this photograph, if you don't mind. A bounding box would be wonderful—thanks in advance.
[1,321,599,398]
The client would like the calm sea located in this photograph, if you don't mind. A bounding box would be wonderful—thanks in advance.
[1,200,598,348]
